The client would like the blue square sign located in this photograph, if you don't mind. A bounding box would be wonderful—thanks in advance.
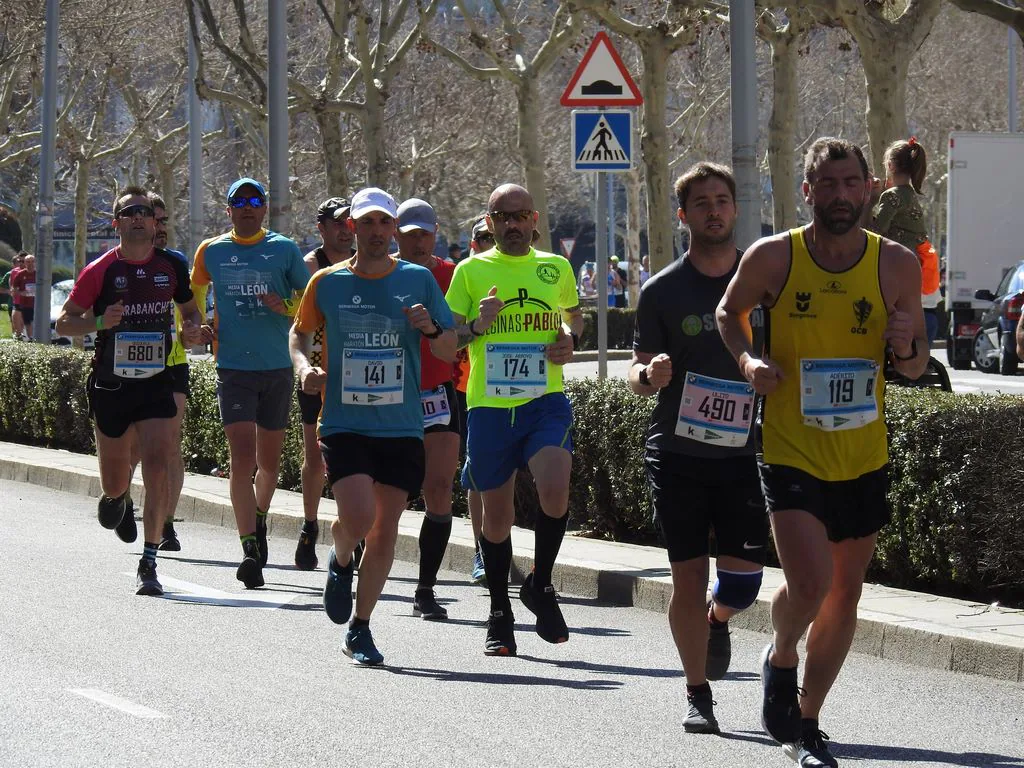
[572,109,632,172]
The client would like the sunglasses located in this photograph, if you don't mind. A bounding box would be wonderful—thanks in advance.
[117,204,155,219]
[489,209,533,224]
[229,196,265,209]
[474,233,495,245]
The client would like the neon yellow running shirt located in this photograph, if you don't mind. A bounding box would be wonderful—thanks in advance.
[446,247,579,409]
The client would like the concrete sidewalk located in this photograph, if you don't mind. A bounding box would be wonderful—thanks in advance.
[2,440,1021,683]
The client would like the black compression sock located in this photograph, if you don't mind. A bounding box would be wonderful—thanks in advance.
[479,534,512,612]
[417,514,452,590]
[532,512,568,589]
[350,616,369,630]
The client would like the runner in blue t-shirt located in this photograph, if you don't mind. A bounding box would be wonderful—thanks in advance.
[291,187,456,666]
[191,177,309,590]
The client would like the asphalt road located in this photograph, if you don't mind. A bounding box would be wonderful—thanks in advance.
[1,479,1022,768]
[565,354,1024,397]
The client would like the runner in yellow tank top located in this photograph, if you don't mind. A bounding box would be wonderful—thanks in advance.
[717,138,927,768]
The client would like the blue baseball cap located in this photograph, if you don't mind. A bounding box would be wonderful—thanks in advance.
[227,177,267,201]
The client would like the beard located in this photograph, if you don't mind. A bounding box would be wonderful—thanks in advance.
[815,201,864,235]
[691,220,735,248]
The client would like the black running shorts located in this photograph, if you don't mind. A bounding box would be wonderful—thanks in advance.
[645,450,768,564]
[757,462,891,542]
[87,371,177,439]
[319,432,425,500]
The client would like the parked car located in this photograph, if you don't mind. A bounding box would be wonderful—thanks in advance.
[50,279,95,349]
[972,259,1024,375]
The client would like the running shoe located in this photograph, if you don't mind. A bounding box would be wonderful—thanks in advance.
[484,608,517,656]
[97,494,126,530]
[352,539,365,570]
[760,643,803,744]
[783,721,839,767]
[470,551,487,586]
[136,558,163,597]
[683,687,720,734]
[413,588,448,621]
[519,571,568,644]
[236,539,264,590]
[255,514,269,567]
[158,521,181,552]
[705,600,731,681]
[323,547,354,624]
[344,624,384,666]
[294,524,319,570]
[115,496,138,544]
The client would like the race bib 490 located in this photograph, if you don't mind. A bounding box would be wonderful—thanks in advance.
[676,372,754,447]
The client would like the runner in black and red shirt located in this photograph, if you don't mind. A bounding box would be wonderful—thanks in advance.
[56,186,204,597]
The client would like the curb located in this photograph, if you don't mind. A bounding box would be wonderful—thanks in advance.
[0,448,1020,683]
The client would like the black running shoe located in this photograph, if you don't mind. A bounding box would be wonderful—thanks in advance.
[97,494,126,530]
[352,538,365,570]
[158,521,181,552]
[783,720,839,767]
[236,539,264,589]
[255,514,269,567]
[484,609,517,656]
[294,524,319,570]
[323,547,354,625]
[705,600,731,681]
[683,687,720,734]
[136,558,163,596]
[519,571,568,644]
[413,589,448,621]
[760,644,803,744]
[115,496,138,544]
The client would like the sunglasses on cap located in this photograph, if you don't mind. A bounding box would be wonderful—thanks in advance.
[229,195,265,209]
[489,209,533,224]
[117,204,155,219]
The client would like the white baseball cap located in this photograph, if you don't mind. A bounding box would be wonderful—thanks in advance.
[350,187,398,220]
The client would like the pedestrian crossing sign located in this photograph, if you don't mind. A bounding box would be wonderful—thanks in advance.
[572,109,632,172]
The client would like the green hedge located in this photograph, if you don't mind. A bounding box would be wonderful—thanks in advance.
[579,307,635,351]
[1,343,1021,606]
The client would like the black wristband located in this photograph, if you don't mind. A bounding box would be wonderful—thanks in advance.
[469,319,484,337]
[638,366,650,386]
[423,319,444,339]
[892,338,918,361]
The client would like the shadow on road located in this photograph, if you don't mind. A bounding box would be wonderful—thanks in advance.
[384,665,623,691]
[517,654,683,679]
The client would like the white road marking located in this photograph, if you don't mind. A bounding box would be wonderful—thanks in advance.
[123,573,298,610]
[68,689,168,719]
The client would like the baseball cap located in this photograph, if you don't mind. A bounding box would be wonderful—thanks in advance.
[471,218,491,240]
[317,196,350,222]
[227,177,266,201]
[350,187,398,220]
[610,255,620,262]
[397,198,437,233]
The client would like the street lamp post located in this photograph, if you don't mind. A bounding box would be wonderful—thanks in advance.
[32,0,60,344]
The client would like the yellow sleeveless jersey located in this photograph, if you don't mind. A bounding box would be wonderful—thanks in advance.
[760,228,888,481]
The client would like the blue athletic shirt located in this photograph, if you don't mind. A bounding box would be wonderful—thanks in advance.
[191,229,308,370]
[293,257,454,439]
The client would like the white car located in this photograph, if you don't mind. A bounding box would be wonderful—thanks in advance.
[50,279,95,349]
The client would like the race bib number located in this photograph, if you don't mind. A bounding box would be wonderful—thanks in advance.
[113,332,165,379]
[24,282,35,297]
[342,348,403,405]
[676,372,754,447]
[800,358,879,431]
[485,343,547,398]
[421,385,451,428]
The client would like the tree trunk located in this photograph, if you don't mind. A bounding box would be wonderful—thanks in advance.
[363,84,387,187]
[767,32,800,232]
[157,160,177,250]
[17,184,36,253]
[74,158,91,276]
[316,109,349,194]
[624,167,642,302]
[639,40,673,273]
[516,77,552,253]
[860,52,911,174]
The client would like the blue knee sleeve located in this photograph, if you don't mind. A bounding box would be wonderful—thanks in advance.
[712,568,763,611]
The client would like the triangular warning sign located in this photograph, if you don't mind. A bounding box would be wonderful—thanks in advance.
[577,116,628,164]
[561,31,643,107]
[560,238,576,259]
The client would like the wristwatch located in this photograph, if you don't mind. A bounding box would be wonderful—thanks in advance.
[423,319,444,339]
[638,366,651,386]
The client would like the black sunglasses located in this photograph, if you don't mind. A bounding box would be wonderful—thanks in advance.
[489,209,533,224]
[117,204,155,219]
[229,196,265,209]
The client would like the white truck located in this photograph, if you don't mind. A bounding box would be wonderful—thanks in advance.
[945,131,1024,370]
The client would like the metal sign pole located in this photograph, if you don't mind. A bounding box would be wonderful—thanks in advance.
[596,172,608,380]
[32,0,60,344]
